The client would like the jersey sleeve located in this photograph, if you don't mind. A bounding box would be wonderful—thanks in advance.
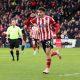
[30,18,37,24]
[25,17,31,27]
[50,17,60,34]
[50,17,56,25]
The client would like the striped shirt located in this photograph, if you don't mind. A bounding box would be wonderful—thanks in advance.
[31,15,59,41]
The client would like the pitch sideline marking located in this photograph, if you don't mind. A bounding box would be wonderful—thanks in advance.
[58,73,80,77]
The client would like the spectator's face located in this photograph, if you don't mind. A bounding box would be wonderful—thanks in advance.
[37,10,45,18]
[11,20,16,26]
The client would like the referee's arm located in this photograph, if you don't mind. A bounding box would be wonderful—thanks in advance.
[6,27,10,42]
[18,28,24,41]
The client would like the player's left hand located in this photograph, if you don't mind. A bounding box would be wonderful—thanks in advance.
[52,34,56,39]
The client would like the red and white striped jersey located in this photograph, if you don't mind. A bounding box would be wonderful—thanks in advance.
[31,15,59,41]
[30,25,39,39]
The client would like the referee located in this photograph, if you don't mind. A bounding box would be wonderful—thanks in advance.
[6,19,23,61]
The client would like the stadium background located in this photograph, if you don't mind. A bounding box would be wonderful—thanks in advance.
[0,1,80,80]
[0,0,80,48]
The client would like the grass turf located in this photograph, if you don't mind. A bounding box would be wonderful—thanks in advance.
[0,48,80,80]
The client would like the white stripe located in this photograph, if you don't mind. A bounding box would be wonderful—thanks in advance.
[44,17,46,25]
[40,18,42,25]
[40,18,44,40]
[58,73,80,77]
[37,18,39,25]
[43,17,46,40]
[47,17,50,39]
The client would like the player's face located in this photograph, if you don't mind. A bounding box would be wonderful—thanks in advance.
[37,10,45,18]
[11,20,16,26]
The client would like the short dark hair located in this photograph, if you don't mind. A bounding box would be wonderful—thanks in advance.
[38,7,46,12]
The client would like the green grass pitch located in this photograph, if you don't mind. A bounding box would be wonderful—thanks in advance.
[0,48,80,80]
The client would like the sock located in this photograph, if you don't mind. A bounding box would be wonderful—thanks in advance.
[10,51,14,57]
[51,51,57,57]
[21,45,25,51]
[46,58,51,68]
[33,44,36,51]
[10,51,14,60]
[16,50,19,61]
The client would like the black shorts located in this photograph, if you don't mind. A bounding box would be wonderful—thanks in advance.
[41,39,53,52]
[9,39,19,49]
[32,39,39,47]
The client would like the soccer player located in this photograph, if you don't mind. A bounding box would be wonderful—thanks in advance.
[31,7,60,74]
[6,19,23,61]
[20,26,27,54]
[30,23,40,55]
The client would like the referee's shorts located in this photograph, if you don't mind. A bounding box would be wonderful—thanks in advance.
[9,39,19,49]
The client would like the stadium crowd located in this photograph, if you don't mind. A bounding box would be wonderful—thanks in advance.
[58,10,80,39]
[0,0,80,47]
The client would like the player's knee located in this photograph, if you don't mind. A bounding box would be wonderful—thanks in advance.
[46,48,51,56]
[46,50,50,56]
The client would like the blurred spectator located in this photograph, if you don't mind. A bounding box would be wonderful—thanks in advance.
[0,0,80,46]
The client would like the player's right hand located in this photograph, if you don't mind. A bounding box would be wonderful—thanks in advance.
[52,34,56,39]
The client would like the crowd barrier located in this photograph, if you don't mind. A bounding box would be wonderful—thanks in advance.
[53,39,80,48]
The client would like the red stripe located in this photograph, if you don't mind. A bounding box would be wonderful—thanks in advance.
[39,29,41,41]
[50,30,52,39]
[41,28,43,41]
[45,16,48,40]
[46,28,48,40]
[43,28,45,40]
[46,17,50,39]
[42,19,45,40]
